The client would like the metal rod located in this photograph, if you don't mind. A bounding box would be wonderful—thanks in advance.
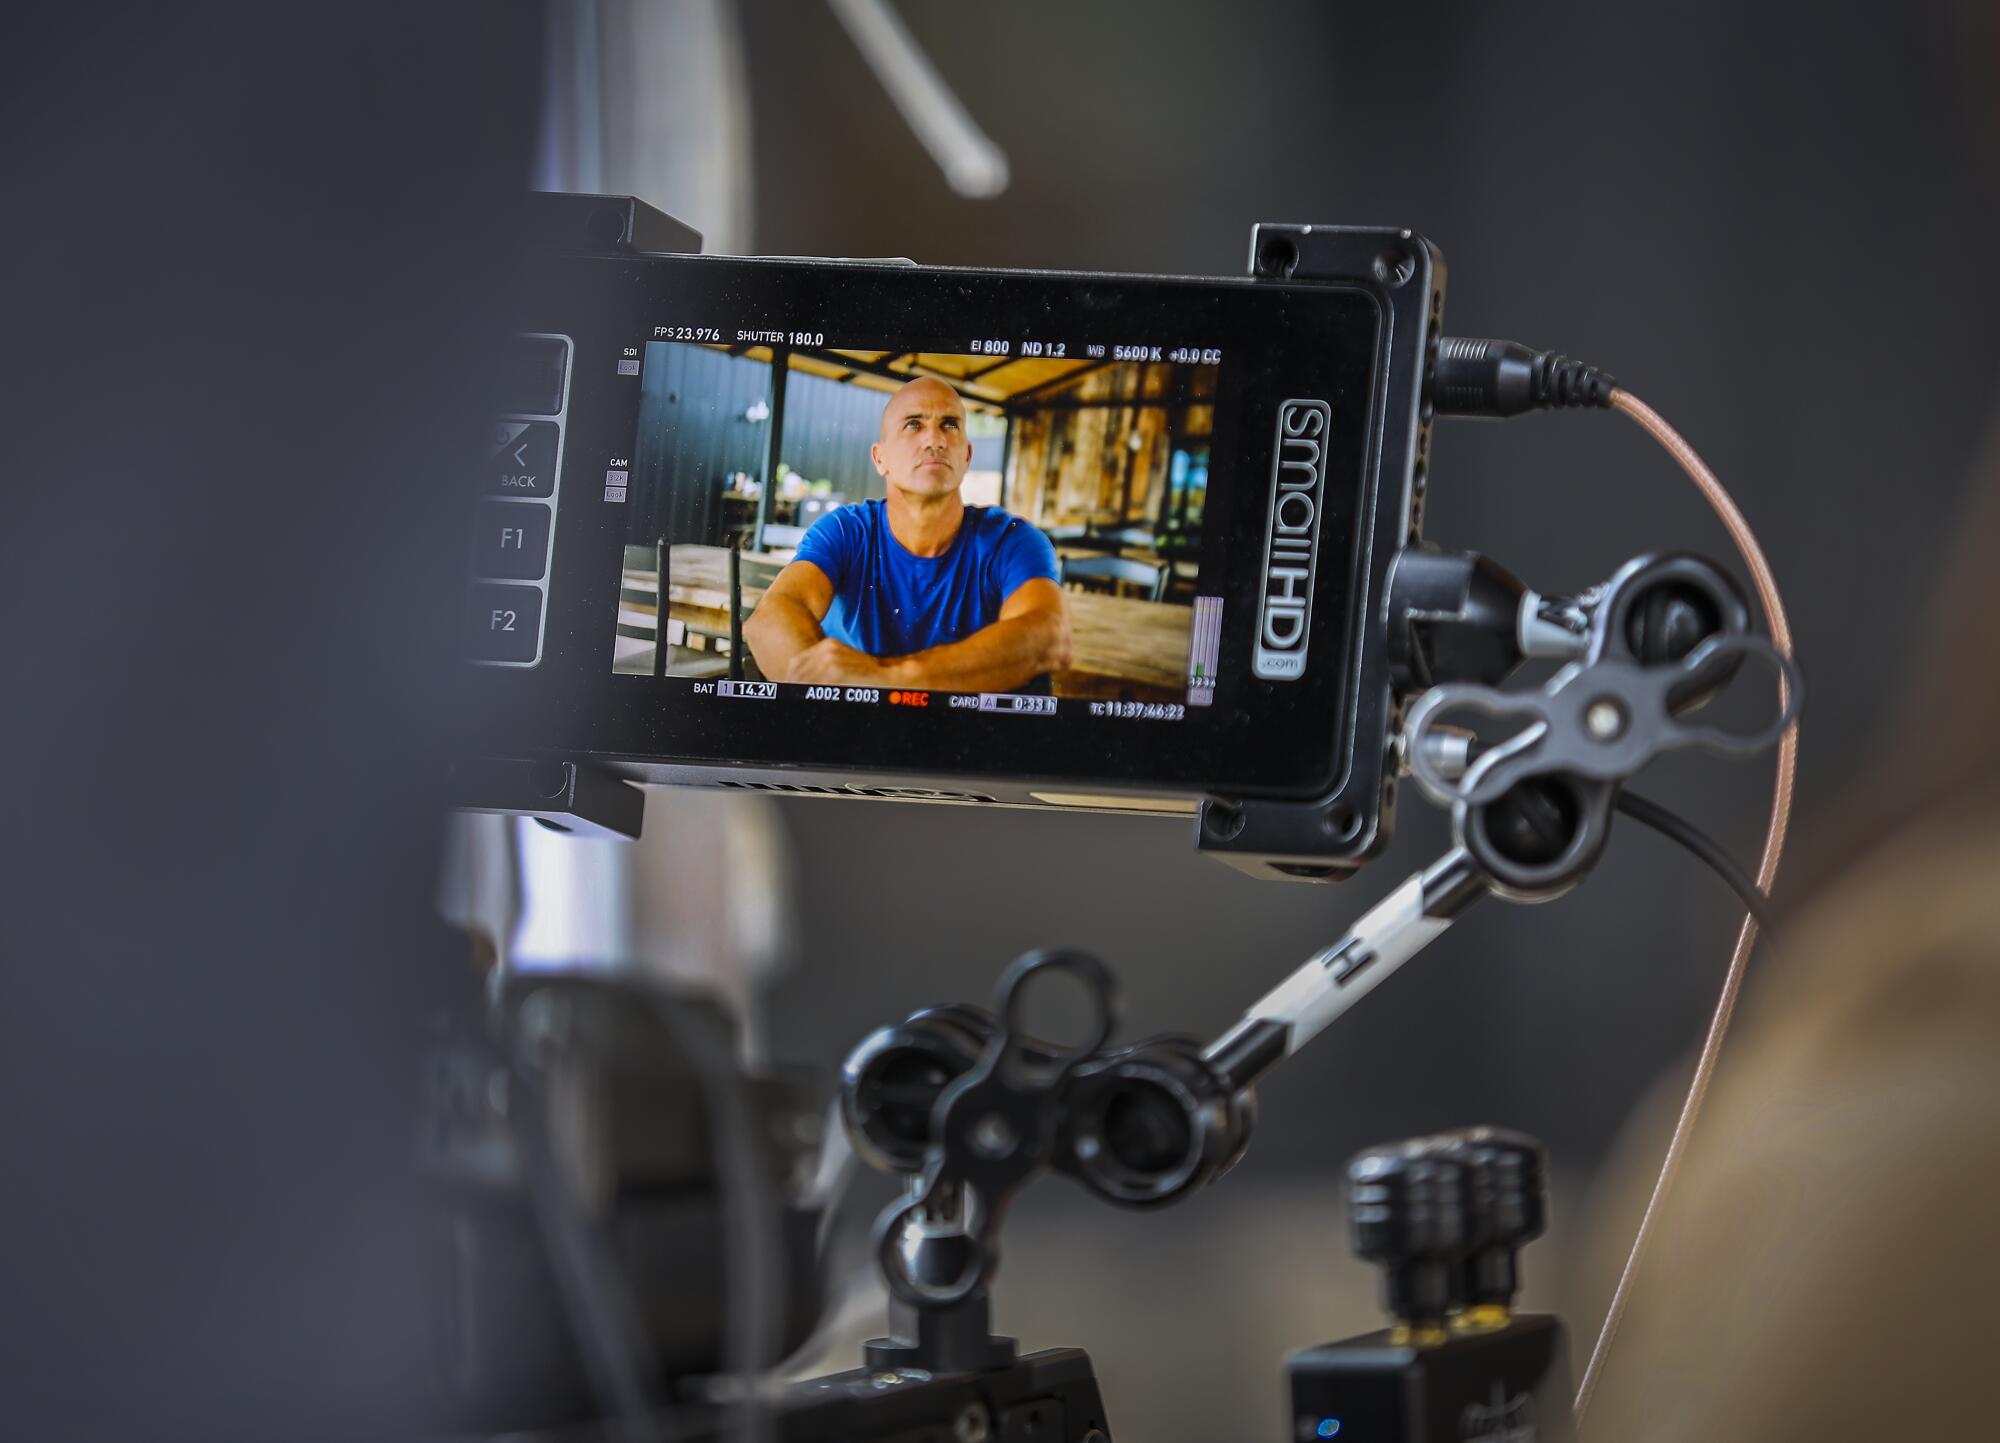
[827,0,1009,199]
[652,534,668,678]
[1203,847,1489,1091]
[998,415,1015,511]
[1006,359,1117,404]
[754,346,789,553]
[1011,396,1182,414]
[787,346,1008,411]
[728,544,745,682]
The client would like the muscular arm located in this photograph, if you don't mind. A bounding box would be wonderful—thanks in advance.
[741,560,841,680]
[745,568,1072,691]
[881,578,1073,693]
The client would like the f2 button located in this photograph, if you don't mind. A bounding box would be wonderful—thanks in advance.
[466,584,543,663]
[472,500,551,580]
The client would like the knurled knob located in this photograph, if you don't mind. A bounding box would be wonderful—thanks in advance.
[1435,1126,1546,1309]
[1346,1141,1473,1326]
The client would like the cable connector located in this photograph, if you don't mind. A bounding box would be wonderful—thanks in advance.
[1433,338,1616,418]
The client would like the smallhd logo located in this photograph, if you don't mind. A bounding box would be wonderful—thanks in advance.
[1253,399,1331,680]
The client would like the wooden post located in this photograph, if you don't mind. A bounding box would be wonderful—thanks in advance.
[1116,365,1143,521]
[1162,366,1193,531]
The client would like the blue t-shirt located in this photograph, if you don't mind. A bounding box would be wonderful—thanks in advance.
[794,500,1059,658]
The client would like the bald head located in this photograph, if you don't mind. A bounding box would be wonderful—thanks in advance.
[878,377,966,440]
[871,376,971,500]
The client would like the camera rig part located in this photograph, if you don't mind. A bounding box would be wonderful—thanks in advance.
[1195,223,1444,881]
[1287,1128,1575,1443]
[842,548,1797,1380]
[458,208,1458,867]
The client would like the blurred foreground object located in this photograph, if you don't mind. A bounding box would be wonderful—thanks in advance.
[1582,429,2000,1440]
[827,0,1010,198]
[1,4,540,1439]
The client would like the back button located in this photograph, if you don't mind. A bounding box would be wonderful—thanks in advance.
[488,419,557,496]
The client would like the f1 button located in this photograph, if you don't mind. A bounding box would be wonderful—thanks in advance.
[472,500,551,580]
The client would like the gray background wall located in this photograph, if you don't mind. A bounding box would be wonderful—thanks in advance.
[744,0,2000,1164]
[729,3,2000,1436]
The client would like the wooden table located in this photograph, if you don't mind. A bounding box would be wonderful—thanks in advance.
[631,545,1192,692]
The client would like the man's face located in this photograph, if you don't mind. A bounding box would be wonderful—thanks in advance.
[871,379,971,499]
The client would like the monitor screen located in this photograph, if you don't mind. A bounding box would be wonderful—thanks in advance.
[614,340,1223,721]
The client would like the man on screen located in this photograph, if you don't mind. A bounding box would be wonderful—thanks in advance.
[743,376,1072,691]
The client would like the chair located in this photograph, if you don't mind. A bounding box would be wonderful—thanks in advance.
[728,549,790,680]
[1098,524,1157,551]
[619,537,734,679]
[1059,553,1167,603]
[1153,529,1203,604]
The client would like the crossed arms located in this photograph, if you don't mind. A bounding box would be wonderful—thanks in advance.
[742,561,1072,692]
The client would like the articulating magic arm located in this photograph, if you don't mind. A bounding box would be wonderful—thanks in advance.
[837,549,1799,1373]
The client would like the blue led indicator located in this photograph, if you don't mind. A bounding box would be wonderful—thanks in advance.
[1316,1421,1341,1438]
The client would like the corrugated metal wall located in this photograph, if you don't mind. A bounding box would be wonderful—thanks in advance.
[636,345,1024,544]
[632,342,771,546]
[635,345,904,547]
[779,368,889,500]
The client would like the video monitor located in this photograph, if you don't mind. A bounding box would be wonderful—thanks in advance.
[465,242,1423,804]
[611,342,1222,716]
